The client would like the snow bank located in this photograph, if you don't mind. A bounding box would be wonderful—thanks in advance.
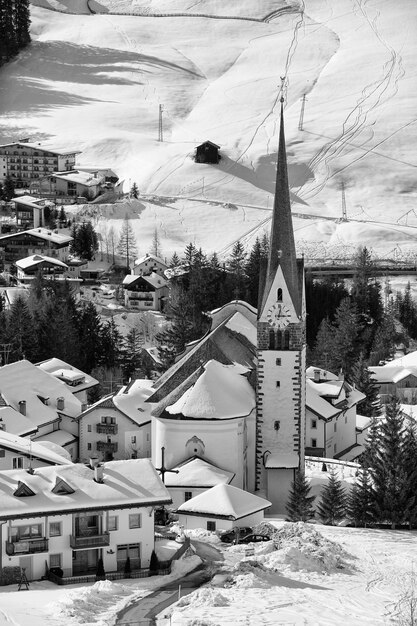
[176,587,230,608]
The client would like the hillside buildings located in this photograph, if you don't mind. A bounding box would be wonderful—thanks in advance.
[122,272,168,311]
[0,228,73,269]
[10,195,54,229]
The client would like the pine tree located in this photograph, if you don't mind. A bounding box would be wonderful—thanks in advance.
[370,396,414,528]
[99,317,122,368]
[5,294,38,362]
[286,471,316,522]
[73,221,98,261]
[121,327,143,379]
[169,252,181,267]
[310,317,336,371]
[76,302,103,373]
[332,298,363,381]
[245,238,268,308]
[228,241,247,300]
[3,177,15,201]
[317,469,347,525]
[348,467,375,527]
[361,416,381,469]
[0,0,17,63]
[13,0,31,49]
[149,227,162,258]
[402,421,417,528]
[95,558,106,581]
[130,182,139,199]
[368,303,398,366]
[351,246,383,326]
[351,353,382,417]
[117,215,137,270]
[156,298,194,369]
[182,242,197,266]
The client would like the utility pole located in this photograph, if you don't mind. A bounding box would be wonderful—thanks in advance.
[158,104,164,142]
[298,93,306,131]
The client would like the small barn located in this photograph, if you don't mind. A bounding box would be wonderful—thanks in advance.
[195,141,221,164]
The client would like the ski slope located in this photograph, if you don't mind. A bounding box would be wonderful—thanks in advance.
[0,0,416,257]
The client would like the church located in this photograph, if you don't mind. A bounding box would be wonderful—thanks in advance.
[148,96,305,514]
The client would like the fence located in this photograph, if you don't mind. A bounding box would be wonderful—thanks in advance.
[48,564,171,586]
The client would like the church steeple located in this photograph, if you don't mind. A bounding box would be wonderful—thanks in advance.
[260,97,301,317]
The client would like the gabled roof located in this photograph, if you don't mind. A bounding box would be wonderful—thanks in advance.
[0,459,171,520]
[0,406,37,437]
[165,360,255,420]
[123,272,167,289]
[0,228,73,246]
[135,253,167,268]
[79,380,155,427]
[306,380,341,420]
[165,456,234,488]
[369,365,416,384]
[197,140,220,149]
[0,430,70,465]
[16,255,68,270]
[177,483,271,519]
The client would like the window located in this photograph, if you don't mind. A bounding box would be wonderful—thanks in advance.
[311,419,317,429]
[334,422,337,432]
[131,436,136,444]
[108,515,118,531]
[277,288,283,302]
[49,554,62,568]
[87,425,92,432]
[276,381,280,388]
[0,450,5,458]
[129,514,141,529]
[184,491,192,502]
[334,443,337,453]
[11,524,42,542]
[49,522,62,537]
[311,439,317,448]
[116,544,141,570]
[207,521,216,532]
[87,443,92,451]
[276,358,281,366]
[12,457,24,469]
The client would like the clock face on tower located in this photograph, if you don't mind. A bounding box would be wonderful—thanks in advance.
[267,303,292,329]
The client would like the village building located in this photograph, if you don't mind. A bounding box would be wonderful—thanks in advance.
[0,140,79,188]
[10,195,54,230]
[78,380,154,463]
[369,352,417,403]
[36,358,99,406]
[133,253,168,278]
[164,456,234,509]
[0,228,72,269]
[176,483,271,533]
[0,360,82,460]
[122,272,168,311]
[0,430,71,472]
[194,141,221,164]
[49,170,104,200]
[0,458,171,582]
[15,254,68,282]
[305,367,366,461]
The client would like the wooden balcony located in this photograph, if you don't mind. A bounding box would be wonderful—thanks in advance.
[70,532,110,549]
[96,423,118,435]
[6,538,48,555]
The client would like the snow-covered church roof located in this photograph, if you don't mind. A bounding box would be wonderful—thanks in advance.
[177,483,271,519]
[165,360,255,420]
[165,456,234,488]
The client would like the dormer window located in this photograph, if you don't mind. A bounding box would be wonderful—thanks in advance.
[14,481,36,497]
[38,395,49,405]
[52,477,75,495]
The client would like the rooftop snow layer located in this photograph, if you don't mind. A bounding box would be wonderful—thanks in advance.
[306,380,341,420]
[264,452,299,469]
[113,379,155,425]
[35,429,77,447]
[0,228,73,245]
[16,255,68,270]
[165,456,234,488]
[369,365,414,383]
[177,483,271,518]
[0,459,171,519]
[166,360,255,419]
[0,406,37,436]
[37,358,99,392]
[224,311,257,346]
[0,430,71,465]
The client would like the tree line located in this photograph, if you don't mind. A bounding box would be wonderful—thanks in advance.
[0,0,31,67]
[287,396,417,530]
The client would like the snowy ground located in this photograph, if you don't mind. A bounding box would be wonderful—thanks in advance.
[1,0,416,259]
[0,523,416,625]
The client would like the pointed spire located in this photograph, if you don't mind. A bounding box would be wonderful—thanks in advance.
[260,94,301,316]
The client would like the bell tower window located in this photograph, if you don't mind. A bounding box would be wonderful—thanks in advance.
[277,288,283,302]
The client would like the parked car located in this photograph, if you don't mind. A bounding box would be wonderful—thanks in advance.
[220,527,253,543]
[238,534,270,544]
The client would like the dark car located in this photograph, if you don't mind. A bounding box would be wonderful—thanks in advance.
[238,534,270,544]
[220,527,252,543]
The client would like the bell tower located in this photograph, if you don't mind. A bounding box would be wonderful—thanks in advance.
[256,94,306,513]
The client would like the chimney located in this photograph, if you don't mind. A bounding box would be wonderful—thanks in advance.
[89,456,100,469]
[57,397,65,411]
[313,369,321,383]
[94,464,104,484]
[18,400,26,416]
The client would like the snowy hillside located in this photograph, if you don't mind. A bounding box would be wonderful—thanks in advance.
[1,0,416,257]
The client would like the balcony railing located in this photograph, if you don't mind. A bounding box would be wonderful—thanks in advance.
[96,441,118,452]
[6,538,49,555]
[96,424,118,435]
[70,532,110,549]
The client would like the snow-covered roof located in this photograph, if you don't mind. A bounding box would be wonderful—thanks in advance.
[308,379,344,399]
[16,254,68,270]
[11,195,50,208]
[52,170,103,186]
[0,228,72,245]
[123,272,167,289]
[144,347,163,366]
[224,311,257,346]
[0,459,171,520]
[369,365,416,383]
[166,360,255,420]
[165,456,234,488]
[0,360,83,427]
[0,142,80,155]
[356,414,372,431]
[306,366,338,381]
[208,300,257,332]
[35,429,77,448]
[264,452,299,469]
[135,253,167,268]
[0,406,37,436]
[346,386,366,408]
[306,380,341,420]
[0,430,71,465]
[389,351,417,368]
[113,379,155,426]
[37,358,99,392]
[177,483,271,519]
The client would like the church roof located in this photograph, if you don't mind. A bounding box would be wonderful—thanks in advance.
[165,360,255,420]
[260,101,303,318]
[177,483,271,519]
